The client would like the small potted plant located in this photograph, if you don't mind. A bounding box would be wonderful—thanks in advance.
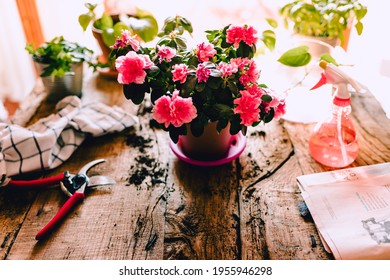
[78,2,158,74]
[111,16,285,162]
[25,36,94,102]
[279,0,367,50]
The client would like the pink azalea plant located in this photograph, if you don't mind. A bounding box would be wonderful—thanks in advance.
[111,16,285,142]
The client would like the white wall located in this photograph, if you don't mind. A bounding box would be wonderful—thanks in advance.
[1,0,389,116]
[0,0,35,102]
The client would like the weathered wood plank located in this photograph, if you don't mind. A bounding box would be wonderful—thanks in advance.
[240,155,331,260]
[237,120,329,260]
[163,154,240,259]
[5,73,169,259]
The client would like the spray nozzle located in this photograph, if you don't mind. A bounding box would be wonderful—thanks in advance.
[310,61,367,98]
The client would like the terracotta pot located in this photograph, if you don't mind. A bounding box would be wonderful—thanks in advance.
[92,25,116,72]
[180,122,233,161]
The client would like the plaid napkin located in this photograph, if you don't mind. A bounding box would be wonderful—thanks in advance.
[0,96,138,185]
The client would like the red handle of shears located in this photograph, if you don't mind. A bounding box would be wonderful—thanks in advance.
[7,173,65,188]
[35,192,85,241]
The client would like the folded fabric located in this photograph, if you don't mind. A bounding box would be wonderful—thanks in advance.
[0,96,138,185]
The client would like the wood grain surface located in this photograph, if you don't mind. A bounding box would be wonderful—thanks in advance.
[1,72,389,260]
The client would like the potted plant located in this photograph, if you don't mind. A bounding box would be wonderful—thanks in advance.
[111,16,285,161]
[78,2,158,74]
[25,36,94,102]
[279,0,368,50]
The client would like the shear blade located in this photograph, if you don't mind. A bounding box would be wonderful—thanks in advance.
[88,175,116,187]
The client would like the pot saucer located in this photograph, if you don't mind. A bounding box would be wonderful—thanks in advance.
[169,133,246,167]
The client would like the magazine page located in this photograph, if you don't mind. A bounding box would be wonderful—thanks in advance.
[297,163,390,260]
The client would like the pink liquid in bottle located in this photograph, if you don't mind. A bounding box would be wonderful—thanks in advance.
[309,99,359,168]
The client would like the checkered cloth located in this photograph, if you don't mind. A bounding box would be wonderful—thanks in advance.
[0,96,138,186]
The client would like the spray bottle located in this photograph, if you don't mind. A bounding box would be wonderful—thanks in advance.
[309,61,365,168]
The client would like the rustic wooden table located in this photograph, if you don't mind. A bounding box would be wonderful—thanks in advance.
[1,72,389,260]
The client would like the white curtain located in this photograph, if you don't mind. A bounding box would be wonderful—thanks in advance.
[0,0,36,103]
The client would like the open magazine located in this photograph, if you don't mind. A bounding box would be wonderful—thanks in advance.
[297,162,390,260]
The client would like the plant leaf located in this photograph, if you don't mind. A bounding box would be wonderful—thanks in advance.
[123,83,147,104]
[319,53,338,66]
[266,18,278,29]
[102,28,116,47]
[79,14,93,31]
[277,46,311,67]
[262,30,276,51]
[113,22,131,38]
[355,21,363,36]
[128,16,159,43]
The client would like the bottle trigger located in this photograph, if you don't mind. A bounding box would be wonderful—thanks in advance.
[310,73,327,90]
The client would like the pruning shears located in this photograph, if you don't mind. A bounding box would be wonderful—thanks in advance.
[2,159,115,240]
[35,159,115,240]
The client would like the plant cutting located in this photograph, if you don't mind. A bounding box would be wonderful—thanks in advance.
[279,0,367,47]
[25,36,93,78]
[79,2,158,70]
[111,16,285,161]
[25,36,94,102]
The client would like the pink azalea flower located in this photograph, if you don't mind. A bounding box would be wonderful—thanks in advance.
[157,45,177,63]
[153,89,198,128]
[243,26,258,46]
[246,84,264,98]
[172,64,189,84]
[112,30,140,51]
[230,57,251,70]
[273,101,286,120]
[239,59,259,85]
[196,42,217,62]
[196,63,211,83]
[226,25,258,48]
[233,90,261,126]
[263,88,286,120]
[217,62,238,78]
[115,51,154,84]
[226,26,245,48]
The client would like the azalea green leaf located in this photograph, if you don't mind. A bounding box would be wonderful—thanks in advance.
[229,116,242,135]
[207,77,222,90]
[261,94,272,102]
[266,18,278,29]
[319,53,338,66]
[263,108,275,123]
[182,75,197,95]
[227,80,238,94]
[190,118,205,137]
[216,119,228,132]
[195,82,206,92]
[175,36,187,50]
[123,84,147,104]
[277,46,311,67]
[169,125,186,143]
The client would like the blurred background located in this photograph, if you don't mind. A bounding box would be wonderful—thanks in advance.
[0,0,388,120]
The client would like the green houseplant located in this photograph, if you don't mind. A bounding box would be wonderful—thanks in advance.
[280,0,367,48]
[78,2,158,71]
[25,36,94,102]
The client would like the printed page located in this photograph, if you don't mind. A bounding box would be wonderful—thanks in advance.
[297,163,390,259]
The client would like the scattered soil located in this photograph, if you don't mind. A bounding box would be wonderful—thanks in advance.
[125,129,167,189]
